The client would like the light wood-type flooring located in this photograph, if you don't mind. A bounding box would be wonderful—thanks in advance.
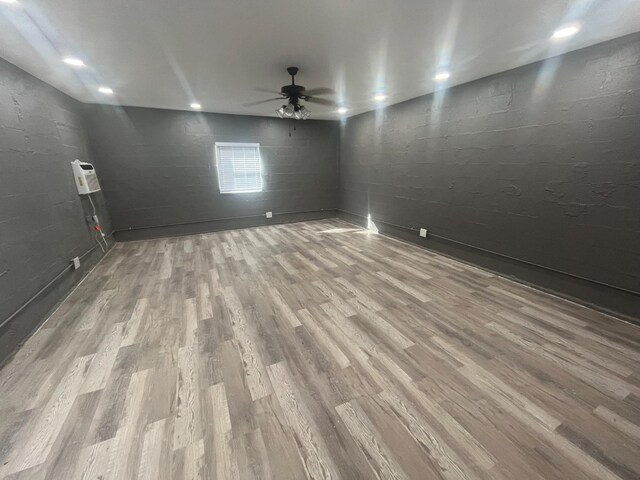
[1,218,640,479]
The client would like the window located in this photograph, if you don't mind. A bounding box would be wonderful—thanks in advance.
[215,142,263,194]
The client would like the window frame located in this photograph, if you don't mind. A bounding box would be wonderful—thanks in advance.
[214,142,263,194]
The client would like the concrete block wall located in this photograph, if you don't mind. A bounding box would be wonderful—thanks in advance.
[84,105,339,239]
[339,32,640,319]
[0,57,113,362]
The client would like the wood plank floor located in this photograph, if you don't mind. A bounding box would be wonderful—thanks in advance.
[1,218,639,479]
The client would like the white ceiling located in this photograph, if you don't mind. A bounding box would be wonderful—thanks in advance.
[1,0,639,120]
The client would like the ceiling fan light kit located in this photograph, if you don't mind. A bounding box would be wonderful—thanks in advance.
[276,103,311,120]
[276,103,295,118]
[248,66,336,120]
[295,105,311,120]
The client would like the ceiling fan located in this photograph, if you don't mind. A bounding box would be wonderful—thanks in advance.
[244,66,337,120]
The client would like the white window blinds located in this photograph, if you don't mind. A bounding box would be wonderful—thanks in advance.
[215,143,263,194]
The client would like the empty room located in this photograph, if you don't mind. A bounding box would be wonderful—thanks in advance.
[1,0,640,478]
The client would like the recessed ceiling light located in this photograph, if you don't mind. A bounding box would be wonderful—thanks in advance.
[98,86,113,95]
[0,0,19,5]
[551,23,581,40]
[190,103,202,110]
[63,57,85,67]
[337,107,348,115]
[434,71,451,82]
[374,93,386,102]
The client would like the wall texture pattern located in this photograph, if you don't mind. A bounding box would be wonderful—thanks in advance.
[85,106,339,239]
[339,33,640,318]
[0,57,112,362]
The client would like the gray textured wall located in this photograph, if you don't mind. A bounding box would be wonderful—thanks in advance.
[84,105,339,237]
[339,33,640,316]
[0,57,112,361]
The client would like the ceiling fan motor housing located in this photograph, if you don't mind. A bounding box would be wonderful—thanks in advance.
[281,84,306,102]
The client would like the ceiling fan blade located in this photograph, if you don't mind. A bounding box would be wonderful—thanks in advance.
[304,97,338,107]
[303,87,335,96]
[243,97,286,107]
[255,87,286,96]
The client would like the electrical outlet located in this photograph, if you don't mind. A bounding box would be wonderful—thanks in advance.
[266,211,273,218]
[419,228,428,238]
[72,256,80,270]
